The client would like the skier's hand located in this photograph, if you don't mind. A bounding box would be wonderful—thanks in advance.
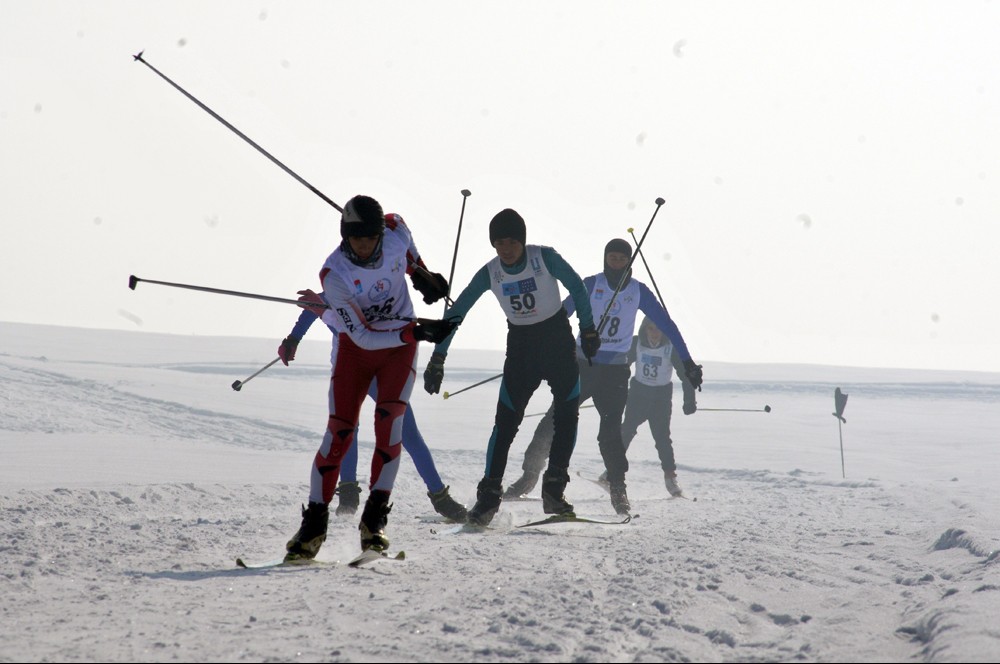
[413,318,458,344]
[278,336,300,366]
[580,326,602,359]
[424,352,446,395]
[410,269,449,305]
[402,318,458,345]
[682,398,697,415]
[296,289,327,318]
[683,359,703,392]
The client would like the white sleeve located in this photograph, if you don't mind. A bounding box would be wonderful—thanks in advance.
[321,272,408,351]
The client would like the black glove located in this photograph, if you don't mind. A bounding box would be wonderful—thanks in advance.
[683,359,703,391]
[278,336,300,366]
[424,352,446,395]
[410,269,449,305]
[412,318,459,344]
[682,397,697,415]
[580,326,602,359]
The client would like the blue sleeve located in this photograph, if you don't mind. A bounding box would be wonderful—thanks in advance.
[638,282,692,361]
[433,264,492,356]
[289,309,320,340]
[541,247,594,330]
[288,291,339,339]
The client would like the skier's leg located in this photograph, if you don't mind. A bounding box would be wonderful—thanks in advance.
[358,343,415,551]
[591,364,631,514]
[469,352,541,525]
[540,347,581,515]
[650,384,676,474]
[308,344,372,505]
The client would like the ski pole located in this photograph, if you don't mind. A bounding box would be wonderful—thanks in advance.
[129,274,329,309]
[132,51,343,213]
[442,373,503,399]
[445,189,471,315]
[129,274,439,324]
[524,404,595,418]
[699,405,772,413]
[628,227,669,312]
[595,197,665,337]
[232,358,281,391]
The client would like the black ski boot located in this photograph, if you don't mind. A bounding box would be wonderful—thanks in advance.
[467,477,503,526]
[503,471,540,499]
[335,481,361,516]
[609,480,631,515]
[285,501,329,561]
[541,468,574,515]
[359,490,392,552]
[428,485,468,522]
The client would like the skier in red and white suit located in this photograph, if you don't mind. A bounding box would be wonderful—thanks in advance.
[285,194,456,560]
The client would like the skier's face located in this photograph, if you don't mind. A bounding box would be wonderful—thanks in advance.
[493,237,525,266]
[605,251,629,271]
[644,325,663,347]
[348,235,380,260]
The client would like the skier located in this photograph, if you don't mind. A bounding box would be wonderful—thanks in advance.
[276,309,468,522]
[616,315,698,497]
[422,208,600,526]
[503,238,703,515]
[284,195,457,561]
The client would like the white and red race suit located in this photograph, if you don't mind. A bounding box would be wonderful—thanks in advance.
[308,214,425,504]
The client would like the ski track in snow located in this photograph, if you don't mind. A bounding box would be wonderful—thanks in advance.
[1,325,998,662]
[3,476,997,662]
[0,356,316,450]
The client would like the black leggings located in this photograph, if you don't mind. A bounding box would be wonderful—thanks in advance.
[482,310,580,479]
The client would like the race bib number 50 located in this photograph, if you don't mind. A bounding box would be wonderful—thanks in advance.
[502,278,538,312]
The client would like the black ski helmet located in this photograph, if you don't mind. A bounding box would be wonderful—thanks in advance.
[340,195,385,240]
[489,208,526,246]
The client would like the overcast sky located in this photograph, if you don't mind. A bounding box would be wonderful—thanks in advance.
[2,1,998,372]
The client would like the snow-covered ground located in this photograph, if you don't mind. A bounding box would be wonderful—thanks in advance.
[1,321,998,662]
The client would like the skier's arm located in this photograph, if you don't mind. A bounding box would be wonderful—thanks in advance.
[276,308,321,365]
[431,264,491,357]
[671,345,697,414]
[626,335,639,366]
[638,283,692,361]
[542,247,594,330]
[387,213,448,305]
[289,309,320,340]
[318,275,408,351]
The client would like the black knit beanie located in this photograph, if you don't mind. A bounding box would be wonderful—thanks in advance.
[489,209,526,246]
[604,238,632,259]
[603,238,633,287]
